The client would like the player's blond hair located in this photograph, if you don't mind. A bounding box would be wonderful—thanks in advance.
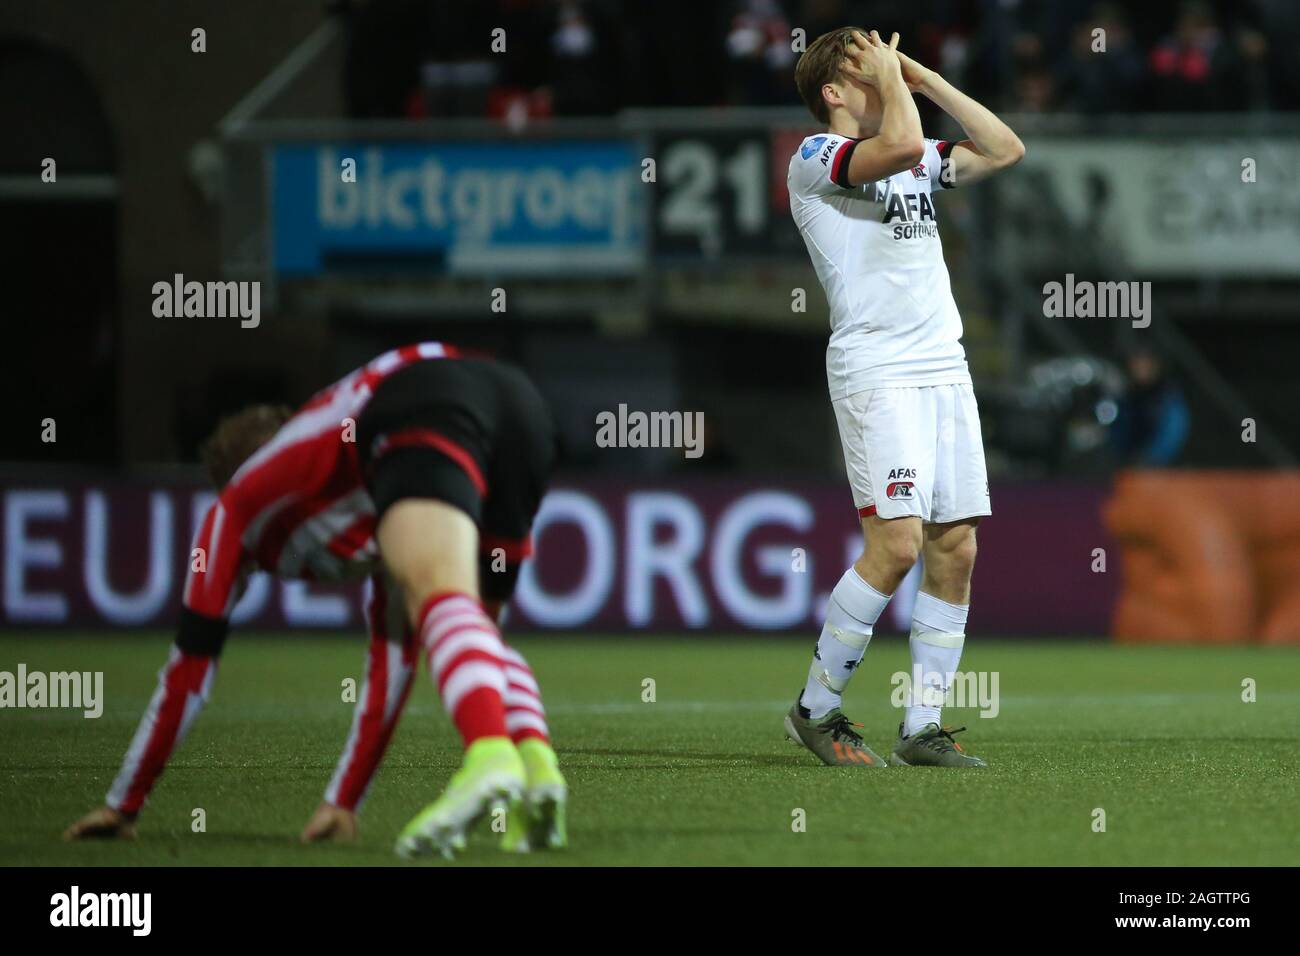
[795,27,868,125]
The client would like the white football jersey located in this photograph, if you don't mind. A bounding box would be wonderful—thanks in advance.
[788,133,971,399]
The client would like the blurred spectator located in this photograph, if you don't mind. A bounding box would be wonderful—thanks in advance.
[724,0,797,106]
[1057,3,1144,113]
[1110,347,1191,467]
[1010,31,1056,112]
[545,1,621,115]
[339,0,1294,118]
[1147,1,1247,111]
[1015,62,1057,113]
[797,0,853,41]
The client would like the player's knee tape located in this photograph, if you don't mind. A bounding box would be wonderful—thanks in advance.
[816,602,874,694]
[910,629,966,649]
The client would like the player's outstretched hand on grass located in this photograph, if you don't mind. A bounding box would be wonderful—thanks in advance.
[300,801,358,843]
[63,806,137,841]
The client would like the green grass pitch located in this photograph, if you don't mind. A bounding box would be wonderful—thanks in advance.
[2,633,1298,866]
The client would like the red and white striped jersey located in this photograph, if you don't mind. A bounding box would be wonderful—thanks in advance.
[183,341,458,620]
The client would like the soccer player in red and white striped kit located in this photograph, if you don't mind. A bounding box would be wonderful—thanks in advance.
[64,342,567,857]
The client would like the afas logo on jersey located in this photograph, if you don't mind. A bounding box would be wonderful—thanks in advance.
[882,192,935,224]
[800,136,827,160]
[886,467,916,500]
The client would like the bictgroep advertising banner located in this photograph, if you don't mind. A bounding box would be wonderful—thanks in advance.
[272,140,645,276]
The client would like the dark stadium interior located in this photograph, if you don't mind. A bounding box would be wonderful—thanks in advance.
[4,0,1299,474]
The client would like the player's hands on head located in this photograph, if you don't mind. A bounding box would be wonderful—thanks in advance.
[841,29,904,88]
[894,47,934,92]
[300,801,358,843]
[63,806,137,841]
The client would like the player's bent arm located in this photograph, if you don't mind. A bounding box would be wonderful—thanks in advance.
[844,132,926,186]
[106,611,228,814]
[917,73,1025,186]
[310,575,417,841]
[67,500,248,839]
[64,609,230,839]
[845,71,924,186]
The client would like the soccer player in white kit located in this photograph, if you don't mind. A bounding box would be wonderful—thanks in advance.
[783,28,1024,767]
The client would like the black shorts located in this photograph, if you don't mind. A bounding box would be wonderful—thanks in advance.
[356,357,557,601]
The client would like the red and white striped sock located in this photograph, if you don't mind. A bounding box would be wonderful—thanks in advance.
[418,592,510,746]
[499,645,550,745]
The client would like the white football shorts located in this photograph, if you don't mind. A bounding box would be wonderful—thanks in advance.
[832,383,991,523]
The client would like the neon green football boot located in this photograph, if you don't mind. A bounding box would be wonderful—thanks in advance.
[500,738,568,853]
[395,737,526,859]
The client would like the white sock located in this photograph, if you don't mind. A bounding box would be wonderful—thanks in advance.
[904,591,968,736]
[800,568,891,719]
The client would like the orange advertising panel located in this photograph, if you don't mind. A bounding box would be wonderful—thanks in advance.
[1104,471,1300,644]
